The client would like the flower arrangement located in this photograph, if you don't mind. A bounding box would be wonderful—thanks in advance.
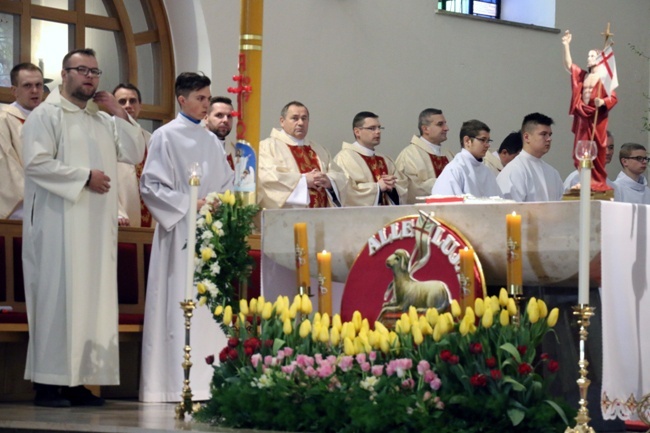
[193,190,259,331]
[195,289,575,433]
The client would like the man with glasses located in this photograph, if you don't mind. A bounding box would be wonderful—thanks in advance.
[258,101,346,209]
[431,119,501,198]
[0,63,45,219]
[395,108,455,203]
[612,143,650,204]
[497,113,563,202]
[334,111,406,206]
[21,48,145,407]
[564,130,615,191]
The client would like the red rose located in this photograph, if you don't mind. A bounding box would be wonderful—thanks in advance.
[490,369,502,380]
[228,348,239,361]
[440,350,452,362]
[485,357,497,368]
[449,355,460,365]
[540,352,549,360]
[470,374,487,387]
[219,347,229,363]
[205,354,215,365]
[228,337,240,348]
[469,342,483,354]
[518,362,533,375]
[517,345,527,356]
[547,360,560,373]
[244,346,254,356]
[244,337,262,352]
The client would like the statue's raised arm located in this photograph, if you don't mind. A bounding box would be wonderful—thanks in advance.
[562,30,573,72]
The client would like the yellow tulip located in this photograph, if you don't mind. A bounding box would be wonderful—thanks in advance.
[197,282,206,294]
[283,318,293,335]
[481,307,493,328]
[274,298,286,315]
[301,294,313,314]
[354,337,365,354]
[398,315,411,334]
[499,288,509,307]
[432,323,442,342]
[444,313,454,333]
[537,299,548,318]
[474,297,485,317]
[507,298,517,316]
[419,316,433,335]
[368,330,379,348]
[374,321,389,335]
[311,322,321,341]
[288,302,298,319]
[223,306,233,325]
[198,296,207,307]
[299,319,312,338]
[451,299,461,318]
[332,314,343,332]
[344,337,355,356]
[204,212,213,225]
[292,294,302,312]
[256,296,266,314]
[464,307,476,324]
[340,322,354,341]
[214,305,223,316]
[459,317,469,336]
[388,331,400,353]
[352,311,362,332]
[411,323,424,345]
[379,333,390,354]
[330,326,341,346]
[201,248,214,262]
[360,318,370,335]
[490,296,500,312]
[321,313,330,329]
[262,302,273,320]
[409,306,419,324]
[239,299,249,316]
[527,297,540,324]
[249,298,258,315]
[319,325,329,344]
[500,308,510,326]
[547,307,559,327]
[426,308,439,326]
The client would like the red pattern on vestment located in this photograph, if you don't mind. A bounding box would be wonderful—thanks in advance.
[287,144,328,208]
[428,154,449,177]
[359,154,391,205]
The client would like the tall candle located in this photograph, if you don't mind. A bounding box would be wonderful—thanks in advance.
[185,173,200,300]
[578,164,591,304]
[506,212,522,288]
[294,222,310,293]
[459,247,475,308]
[317,250,332,316]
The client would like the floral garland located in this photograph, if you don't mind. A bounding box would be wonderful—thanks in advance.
[193,190,259,331]
[195,289,575,433]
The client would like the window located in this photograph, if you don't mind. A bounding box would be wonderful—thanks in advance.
[0,0,176,128]
[438,0,556,29]
[438,0,500,19]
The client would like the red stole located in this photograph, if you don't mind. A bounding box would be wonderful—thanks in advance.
[358,154,391,205]
[428,154,449,177]
[286,144,328,208]
[134,147,153,227]
[226,154,234,171]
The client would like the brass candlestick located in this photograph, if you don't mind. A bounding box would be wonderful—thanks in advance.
[507,237,523,325]
[175,300,196,420]
[565,304,596,433]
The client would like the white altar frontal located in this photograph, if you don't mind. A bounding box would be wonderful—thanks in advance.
[260,201,650,422]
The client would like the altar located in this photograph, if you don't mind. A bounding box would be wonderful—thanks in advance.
[260,200,650,422]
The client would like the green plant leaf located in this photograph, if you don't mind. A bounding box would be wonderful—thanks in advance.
[507,407,525,426]
[544,399,570,426]
[502,376,526,392]
[500,342,521,363]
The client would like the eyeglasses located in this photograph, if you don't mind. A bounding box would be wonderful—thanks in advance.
[358,126,384,132]
[65,66,103,77]
[472,137,493,144]
[623,156,650,163]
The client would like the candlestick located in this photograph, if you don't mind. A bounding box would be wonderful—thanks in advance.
[294,222,310,295]
[506,211,522,293]
[317,250,332,316]
[185,163,201,301]
[459,247,474,309]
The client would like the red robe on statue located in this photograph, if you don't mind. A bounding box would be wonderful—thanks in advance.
[569,64,617,191]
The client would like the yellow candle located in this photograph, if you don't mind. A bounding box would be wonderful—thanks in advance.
[294,222,310,293]
[459,247,475,308]
[317,250,332,316]
[506,212,522,287]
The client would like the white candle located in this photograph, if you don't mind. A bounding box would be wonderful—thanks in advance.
[578,165,590,304]
[185,164,201,300]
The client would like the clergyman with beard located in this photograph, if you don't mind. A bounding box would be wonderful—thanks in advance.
[205,96,236,170]
[21,48,145,408]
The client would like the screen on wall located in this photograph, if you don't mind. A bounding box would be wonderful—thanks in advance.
[472,1,497,18]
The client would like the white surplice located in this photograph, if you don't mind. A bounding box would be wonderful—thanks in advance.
[612,172,650,205]
[431,149,501,198]
[496,150,563,202]
[117,129,152,227]
[139,114,234,402]
[21,87,145,386]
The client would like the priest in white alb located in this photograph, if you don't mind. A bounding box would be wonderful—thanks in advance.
[139,72,234,402]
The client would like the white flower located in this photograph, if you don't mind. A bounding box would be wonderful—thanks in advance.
[210,261,221,275]
[196,217,206,228]
[360,376,379,391]
[252,373,274,388]
[202,279,219,297]
[201,230,214,241]
[206,192,220,205]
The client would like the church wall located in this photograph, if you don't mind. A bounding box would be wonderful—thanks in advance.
[181,0,649,180]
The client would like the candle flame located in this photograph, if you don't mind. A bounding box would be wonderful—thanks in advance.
[511,211,517,216]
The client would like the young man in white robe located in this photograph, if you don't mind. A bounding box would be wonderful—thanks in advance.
[497,113,564,202]
[395,108,455,203]
[0,62,44,219]
[431,119,501,198]
[612,143,650,204]
[258,101,346,209]
[139,72,234,402]
[22,48,145,407]
[333,111,407,206]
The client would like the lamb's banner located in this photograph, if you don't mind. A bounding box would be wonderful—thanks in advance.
[340,211,485,324]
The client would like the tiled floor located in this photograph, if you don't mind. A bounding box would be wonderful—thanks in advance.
[0,400,272,433]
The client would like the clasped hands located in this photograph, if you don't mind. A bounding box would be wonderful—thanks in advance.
[306,169,332,190]
[378,174,397,192]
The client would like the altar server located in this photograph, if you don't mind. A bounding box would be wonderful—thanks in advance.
[612,143,650,204]
[139,72,234,402]
[431,119,501,197]
[497,113,563,202]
